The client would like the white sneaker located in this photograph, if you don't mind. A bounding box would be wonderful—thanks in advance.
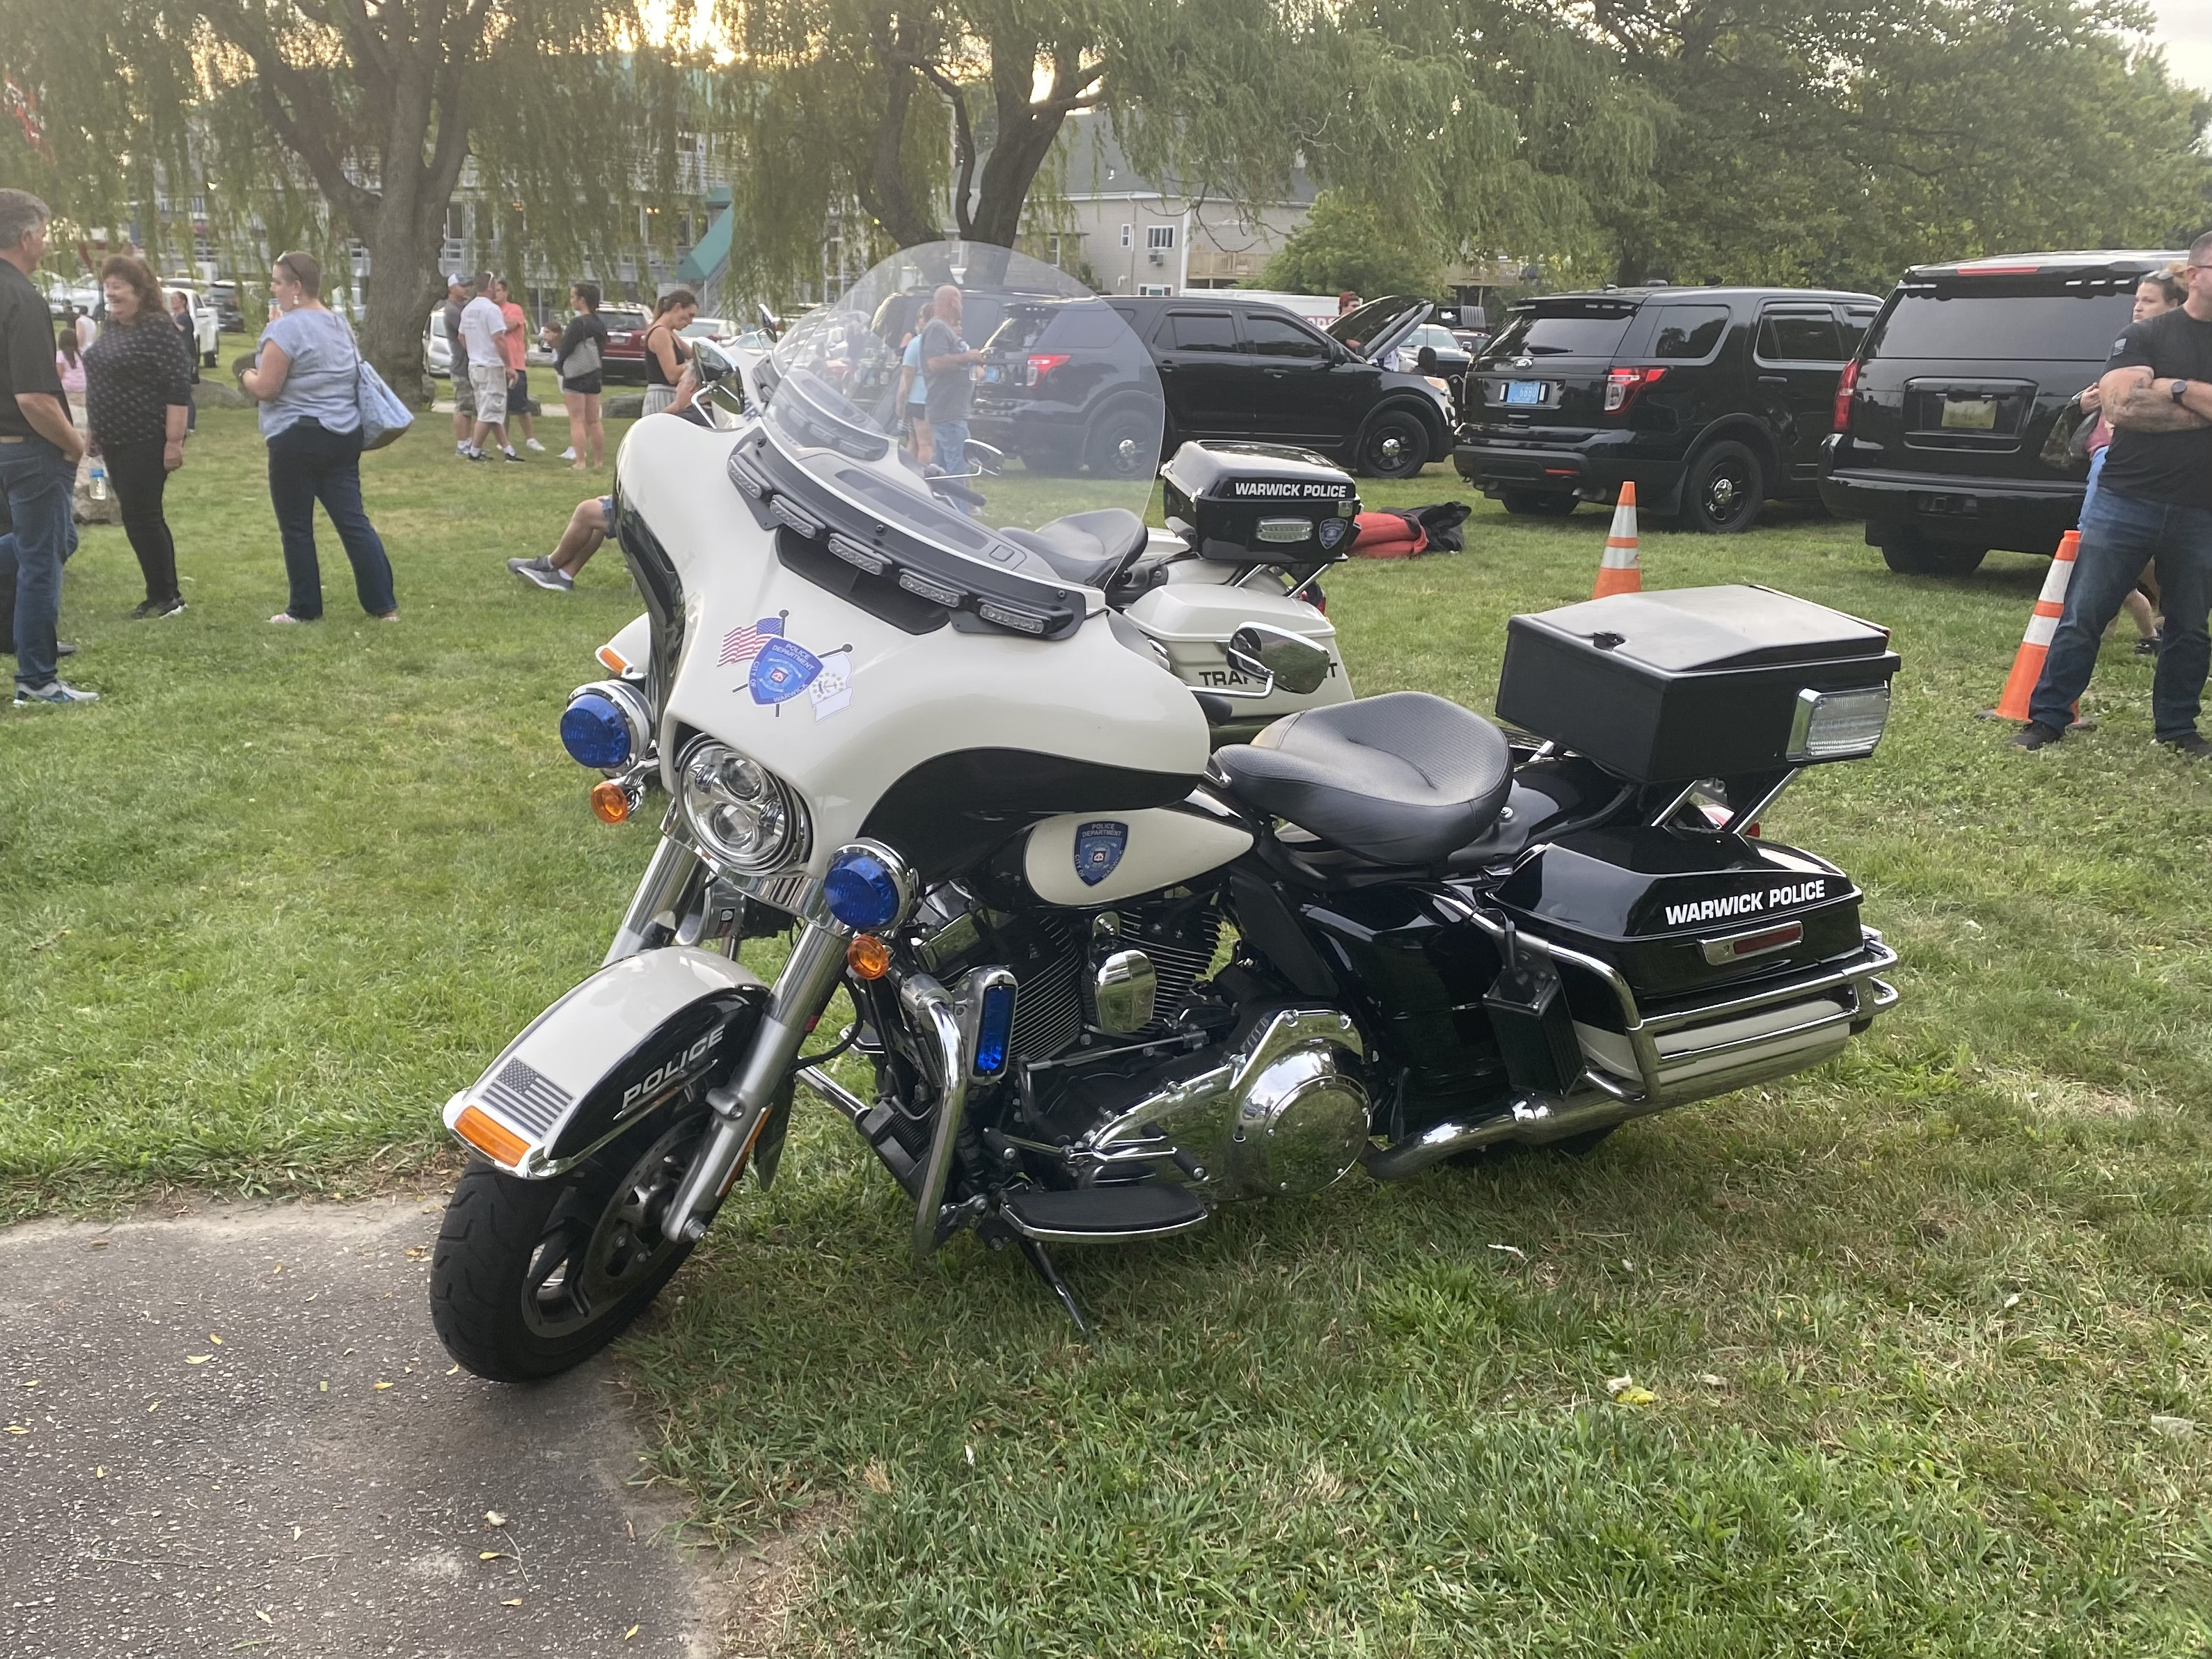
[455,441,469,457]
[526,438,545,452]
[559,446,576,461]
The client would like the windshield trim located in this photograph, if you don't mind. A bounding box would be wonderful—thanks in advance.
[734,429,1093,641]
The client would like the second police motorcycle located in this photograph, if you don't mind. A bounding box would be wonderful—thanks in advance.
[429,250,1902,1379]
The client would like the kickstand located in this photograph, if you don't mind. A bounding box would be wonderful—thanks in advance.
[1016,1235,1096,1345]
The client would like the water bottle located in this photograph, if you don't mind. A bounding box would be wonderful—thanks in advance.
[88,460,107,502]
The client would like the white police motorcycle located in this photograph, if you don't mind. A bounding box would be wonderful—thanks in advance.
[431,248,1902,1379]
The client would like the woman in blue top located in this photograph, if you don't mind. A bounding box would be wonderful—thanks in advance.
[237,250,396,624]
[896,299,932,462]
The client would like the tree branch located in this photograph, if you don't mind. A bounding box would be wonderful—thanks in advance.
[908,56,979,238]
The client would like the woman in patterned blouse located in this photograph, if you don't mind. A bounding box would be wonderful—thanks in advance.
[84,254,193,618]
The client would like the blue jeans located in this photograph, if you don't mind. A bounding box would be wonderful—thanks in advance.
[267,420,395,619]
[2078,445,2108,521]
[2030,484,2212,740]
[931,418,970,475]
[0,437,81,688]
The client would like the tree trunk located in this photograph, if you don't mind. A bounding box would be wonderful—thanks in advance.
[359,208,444,404]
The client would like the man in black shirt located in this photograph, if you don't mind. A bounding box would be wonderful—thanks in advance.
[2021,230,2212,754]
[0,189,94,704]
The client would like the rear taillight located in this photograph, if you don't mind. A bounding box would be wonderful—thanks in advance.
[1025,352,1070,386]
[1604,366,1666,413]
[1293,578,1327,615]
[1832,358,1860,434]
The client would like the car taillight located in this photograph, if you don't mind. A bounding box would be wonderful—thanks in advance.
[1832,358,1860,434]
[1604,366,1666,413]
[1025,352,1070,386]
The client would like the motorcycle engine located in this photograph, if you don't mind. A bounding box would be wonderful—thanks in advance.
[911,887,1368,1201]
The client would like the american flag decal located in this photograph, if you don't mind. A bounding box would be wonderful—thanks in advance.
[479,1056,572,1137]
[719,612,785,667]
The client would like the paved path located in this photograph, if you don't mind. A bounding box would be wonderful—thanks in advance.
[1,1198,732,1659]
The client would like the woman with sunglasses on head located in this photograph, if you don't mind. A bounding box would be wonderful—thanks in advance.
[82,254,193,618]
[237,250,397,624]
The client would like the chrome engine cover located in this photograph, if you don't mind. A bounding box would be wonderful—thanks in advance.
[1083,1007,1368,1201]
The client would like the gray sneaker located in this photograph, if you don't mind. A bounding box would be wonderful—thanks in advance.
[507,556,574,593]
[15,679,99,706]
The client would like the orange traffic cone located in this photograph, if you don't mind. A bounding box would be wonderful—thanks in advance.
[1984,530,2080,722]
[1593,483,1641,598]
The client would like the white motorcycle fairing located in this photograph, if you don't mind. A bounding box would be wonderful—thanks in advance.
[619,418,1215,880]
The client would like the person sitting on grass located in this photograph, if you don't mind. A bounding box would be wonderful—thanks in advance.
[507,368,706,593]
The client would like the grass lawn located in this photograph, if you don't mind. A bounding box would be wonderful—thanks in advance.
[4,414,2211,1654]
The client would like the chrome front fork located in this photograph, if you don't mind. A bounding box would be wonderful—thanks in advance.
[662,909,852,1242]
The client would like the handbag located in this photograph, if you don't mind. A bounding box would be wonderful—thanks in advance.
[338,313,414,451]
[562,335,602,381]
[2040,391,2094,474]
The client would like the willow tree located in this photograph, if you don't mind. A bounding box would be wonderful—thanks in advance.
[708,0,1660,294]
[0,0,691,391]
[1585,0,2212,288]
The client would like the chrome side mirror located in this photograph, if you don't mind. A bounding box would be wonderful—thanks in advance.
[1093,950,1158,1035]
[964,438,1005,477]
[692,339,734,385]
[1226,624,1332,697]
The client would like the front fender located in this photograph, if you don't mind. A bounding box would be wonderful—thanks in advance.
[445,946,767,1177]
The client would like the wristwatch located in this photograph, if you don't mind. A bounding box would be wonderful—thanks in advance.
[2173,379,2190,404]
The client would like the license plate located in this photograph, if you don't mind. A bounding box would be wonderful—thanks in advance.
[1506,380,1544,406]
[981,365,1002,383]
[1940,397,1996,430]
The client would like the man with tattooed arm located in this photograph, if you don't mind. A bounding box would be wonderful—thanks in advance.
[2018,229,2212,756]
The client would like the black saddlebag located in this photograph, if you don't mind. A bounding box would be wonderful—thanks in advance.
[1494,585,1899,784]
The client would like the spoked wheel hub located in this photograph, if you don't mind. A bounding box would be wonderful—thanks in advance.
[521,1118,703,1340]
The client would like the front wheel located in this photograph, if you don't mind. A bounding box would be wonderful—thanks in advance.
[1682,440,1766,534]
[429,1108,709,1381]
[1356,407,1430,479]
[202,349,219,369]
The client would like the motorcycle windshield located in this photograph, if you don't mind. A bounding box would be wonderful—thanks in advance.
[758,245,1166,635]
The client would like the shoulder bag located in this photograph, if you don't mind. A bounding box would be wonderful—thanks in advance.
[338,312,415,451]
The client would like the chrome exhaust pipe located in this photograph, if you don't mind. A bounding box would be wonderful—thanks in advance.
[1363,1084,1652,1182]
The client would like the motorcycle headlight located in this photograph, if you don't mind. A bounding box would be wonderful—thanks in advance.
[673,738,811,873]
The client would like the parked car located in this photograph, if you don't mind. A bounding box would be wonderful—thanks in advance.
[597,304,655,383]
[1817,250,2182,576]
[1455,285,1882,531]
[423,306,453,378]
[205,280,247,333]
[970,292,1453,480]
[161,287,221,367]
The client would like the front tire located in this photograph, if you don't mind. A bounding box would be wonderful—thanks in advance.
[430,1109,708,1382]
[1357,406,1430,479]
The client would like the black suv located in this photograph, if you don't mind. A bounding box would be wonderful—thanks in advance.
[1818,250,2183,576]
[1454,286,1881,532]
[970,294,1453,480]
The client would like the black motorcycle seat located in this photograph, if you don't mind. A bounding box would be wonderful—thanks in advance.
[1213,692,1514,866]
[1002,509,1150,589]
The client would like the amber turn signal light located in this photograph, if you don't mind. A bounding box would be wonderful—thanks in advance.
[454,1104,531,1169]
[846,934,892,980]
[590,779,633,824]
[596,644,631,674]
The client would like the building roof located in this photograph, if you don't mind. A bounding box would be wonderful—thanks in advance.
[1055,113,1317,209]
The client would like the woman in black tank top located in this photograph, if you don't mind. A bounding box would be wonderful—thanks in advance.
[642,289,698,416]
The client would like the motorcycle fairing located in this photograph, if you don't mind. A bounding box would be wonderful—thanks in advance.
[628,419,1213,875]
[444,946,766,1178]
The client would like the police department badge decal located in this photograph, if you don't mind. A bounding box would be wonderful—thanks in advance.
[1074,820,1128,887]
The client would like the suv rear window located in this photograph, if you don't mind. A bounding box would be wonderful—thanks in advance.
[1650,305,1730,360]
[1487,305,1636,359]
[1867,289,2135,362]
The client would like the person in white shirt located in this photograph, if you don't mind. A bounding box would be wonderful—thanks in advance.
[458,273,513,462]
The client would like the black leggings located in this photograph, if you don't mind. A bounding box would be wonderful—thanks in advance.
[103,438,178,603]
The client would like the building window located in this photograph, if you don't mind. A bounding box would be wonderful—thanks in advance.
[1147,224,1176,251]
[1120,223,1133,248]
